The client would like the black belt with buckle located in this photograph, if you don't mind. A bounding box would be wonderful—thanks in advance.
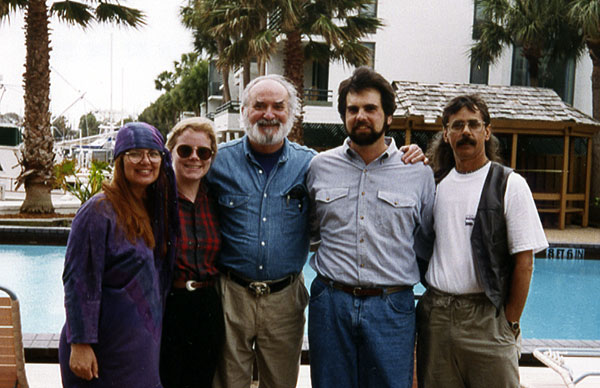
[227,270,296,297]
[317,275,412,297]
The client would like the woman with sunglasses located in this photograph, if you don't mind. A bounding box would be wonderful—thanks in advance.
[59,122,178,387]
[160,117,223,388]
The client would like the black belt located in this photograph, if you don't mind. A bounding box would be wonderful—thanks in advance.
[317,275,412,297]
[172,278,216,291]
[226,270,297,297]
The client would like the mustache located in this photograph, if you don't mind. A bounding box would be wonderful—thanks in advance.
[456,136,477,147]
[352,121,373,131]
[257,119,281,126]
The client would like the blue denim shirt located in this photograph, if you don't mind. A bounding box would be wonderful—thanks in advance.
[206,136,317,280]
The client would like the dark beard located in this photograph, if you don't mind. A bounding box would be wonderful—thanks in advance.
[348,122,387,146]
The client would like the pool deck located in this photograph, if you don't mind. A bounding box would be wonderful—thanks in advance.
[23,359,600,388]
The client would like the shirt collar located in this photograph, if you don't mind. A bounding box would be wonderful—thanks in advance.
[343,136,396,163]
[243,135,289,163]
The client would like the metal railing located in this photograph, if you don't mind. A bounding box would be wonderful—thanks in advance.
[215,100,241,114]
[304,88,332,105]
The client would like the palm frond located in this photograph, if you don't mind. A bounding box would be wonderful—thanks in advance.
[95,3,145,28]
[332,40,372,67]
[50,2,94,27]
[471,20,512,64]
[304,41,332,63]
[0,0,28,20]
[343,15,383,38]
[569,0,600,39]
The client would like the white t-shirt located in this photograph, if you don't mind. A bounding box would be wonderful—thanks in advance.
[425,163,548,294]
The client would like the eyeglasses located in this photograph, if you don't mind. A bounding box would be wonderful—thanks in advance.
[447,120,486,132]
[176,144,214,161]
[124,149,163,164]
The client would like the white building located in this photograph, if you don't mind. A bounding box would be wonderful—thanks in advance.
[205,0,593,141]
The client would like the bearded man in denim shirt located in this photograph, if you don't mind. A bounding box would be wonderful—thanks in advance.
[307,67,435,388]
[206,74,315,388]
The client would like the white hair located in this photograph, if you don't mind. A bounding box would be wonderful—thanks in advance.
[241,74,300,119]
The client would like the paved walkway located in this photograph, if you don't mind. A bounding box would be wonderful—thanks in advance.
[24,362,600,388]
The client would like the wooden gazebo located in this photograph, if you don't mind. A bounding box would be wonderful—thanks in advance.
[391,81,600,229]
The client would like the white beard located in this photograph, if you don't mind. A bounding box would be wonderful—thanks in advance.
[243,115,293,146]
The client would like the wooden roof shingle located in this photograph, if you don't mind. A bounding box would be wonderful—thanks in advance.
[392,81,600,126]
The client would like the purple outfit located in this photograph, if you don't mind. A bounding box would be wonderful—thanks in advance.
[58,122,179,388]
[59,195,167,387]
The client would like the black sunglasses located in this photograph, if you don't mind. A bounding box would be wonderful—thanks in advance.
[176,145,214,160]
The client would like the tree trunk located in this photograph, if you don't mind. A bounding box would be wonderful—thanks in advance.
[216,39,232,103]
[243,58,251,90]
[19,0,55,214]
[283,29,305,144]
[526,57,540,87]
[221,67,232,103]
[588,40,600,212]
[522,46,541,88]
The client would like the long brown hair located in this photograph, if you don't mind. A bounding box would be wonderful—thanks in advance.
[427,94,504,183]
[102,155,155,248]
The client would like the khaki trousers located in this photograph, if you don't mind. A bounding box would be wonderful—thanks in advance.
[416,288,520,388]
[213,275,308,388]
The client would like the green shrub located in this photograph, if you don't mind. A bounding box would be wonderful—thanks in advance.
[54,159,112,203]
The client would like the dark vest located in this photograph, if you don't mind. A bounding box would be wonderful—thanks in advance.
[470,162,513,311]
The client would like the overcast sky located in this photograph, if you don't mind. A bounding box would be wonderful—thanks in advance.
[0,1,193,128]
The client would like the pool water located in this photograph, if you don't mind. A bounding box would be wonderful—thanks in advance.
[0,245,598,340]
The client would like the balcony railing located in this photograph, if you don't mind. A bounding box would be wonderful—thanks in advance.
[215,100,241,114]
[304,88,333,106]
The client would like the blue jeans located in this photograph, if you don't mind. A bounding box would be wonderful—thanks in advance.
[308,278,416,388]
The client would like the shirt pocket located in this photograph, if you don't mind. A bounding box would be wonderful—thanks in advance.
[281,185,310,236]
[376,190,417,233]
[314,188,350,230]
[218,194,250,237]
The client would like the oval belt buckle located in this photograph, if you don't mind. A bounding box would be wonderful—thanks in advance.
[186,280,197,291]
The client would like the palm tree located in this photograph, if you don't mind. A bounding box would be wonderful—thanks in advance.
[280,0,383,143]
[184,0,382,144]
[181,0,235,103]
[0,0,144,214]
[471,0,581,87]
[569,0,600,204]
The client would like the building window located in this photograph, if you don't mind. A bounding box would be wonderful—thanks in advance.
[309,61,330,102]
[208,61,222,97]
[470,58,489,84]
[511,46,575,104]
[362,42,375,68]
[359,1,377,17]
[472,0,485,40]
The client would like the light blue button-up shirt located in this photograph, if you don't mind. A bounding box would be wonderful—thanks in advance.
[307,137,435,286]
[206,136,317,280]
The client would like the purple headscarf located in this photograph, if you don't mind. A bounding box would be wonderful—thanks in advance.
[114,122,180,295]
[114,122,165,158]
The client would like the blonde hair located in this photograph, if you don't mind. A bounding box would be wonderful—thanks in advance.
[166,117,218,158]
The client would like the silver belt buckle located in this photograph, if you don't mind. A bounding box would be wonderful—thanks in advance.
[248,281,270,297]
[186,280,197,291]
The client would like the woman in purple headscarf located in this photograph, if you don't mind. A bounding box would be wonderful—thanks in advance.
[58,122,179,387]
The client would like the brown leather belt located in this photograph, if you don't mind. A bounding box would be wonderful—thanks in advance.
[173,278,216,291]
[317,275,412,297]
[226,270,296,297]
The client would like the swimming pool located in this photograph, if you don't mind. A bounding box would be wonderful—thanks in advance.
[0,245,598,340]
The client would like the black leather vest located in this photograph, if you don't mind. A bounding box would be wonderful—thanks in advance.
[470,162,513,311]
